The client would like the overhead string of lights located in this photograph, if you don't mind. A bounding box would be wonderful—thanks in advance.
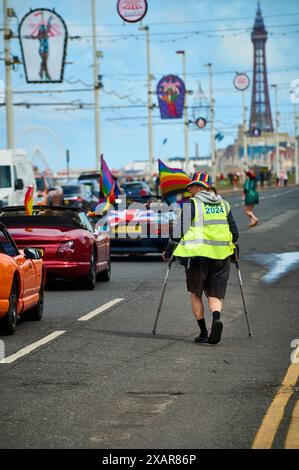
[68,23,299,44]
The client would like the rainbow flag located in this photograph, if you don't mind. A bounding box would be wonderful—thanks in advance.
[24,185,34,216]
[158,159,191,197]
[100,155,115,202]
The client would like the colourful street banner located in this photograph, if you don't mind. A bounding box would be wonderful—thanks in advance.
[100,155,115,203]
[24,185,34,215]
[158,159,191,197]
[18,8,68,83]
[156,75,185,119]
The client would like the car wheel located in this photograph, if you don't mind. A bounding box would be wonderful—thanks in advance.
[97,259,111,282]
[26,284,44,321]
[82,253,97,290]
[0,280,18,335]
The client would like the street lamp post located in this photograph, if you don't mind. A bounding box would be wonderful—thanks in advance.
[66,149,70,179]
[139,26,155,180]
[242,90,248,169]
[176,51,189,173]
[3,0,14,149]
[205,63,216,183]
[271,84,280,178]
[294,103,299,185]
[91,0,102,171]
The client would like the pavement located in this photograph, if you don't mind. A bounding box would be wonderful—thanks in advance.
[0,186,298,449]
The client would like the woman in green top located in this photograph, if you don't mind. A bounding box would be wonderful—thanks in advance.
[243,170,260,227]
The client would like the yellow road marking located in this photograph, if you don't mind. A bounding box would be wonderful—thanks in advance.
[285,400,299,449]
[252,343,299,449]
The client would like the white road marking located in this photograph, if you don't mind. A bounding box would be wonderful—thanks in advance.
[77,298,124,322]
[0,331,65,364]
[249,210,298,233]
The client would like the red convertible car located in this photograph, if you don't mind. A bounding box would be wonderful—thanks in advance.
[0,206,111,289]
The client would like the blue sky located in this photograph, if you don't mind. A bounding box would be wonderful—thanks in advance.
[1,0,299,173]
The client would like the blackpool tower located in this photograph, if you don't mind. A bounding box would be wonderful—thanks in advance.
[249,1,273,133]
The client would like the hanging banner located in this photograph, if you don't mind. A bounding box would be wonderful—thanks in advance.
[117,0,148,23]
[18,8,68,83]
[157,75,186,120]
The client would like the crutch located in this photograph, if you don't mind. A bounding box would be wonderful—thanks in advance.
[152,258,173,335]
[233,245,253,337]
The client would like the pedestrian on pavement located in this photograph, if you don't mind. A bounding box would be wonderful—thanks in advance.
[243,170,260,228]
[227,172,234,187]
[162,172,239,345]
[154,174,160,195]
[279,168,286,187]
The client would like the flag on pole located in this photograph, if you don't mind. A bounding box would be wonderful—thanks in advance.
[24,185,34,216]
[158,159,191,198]
[100,155,115,203]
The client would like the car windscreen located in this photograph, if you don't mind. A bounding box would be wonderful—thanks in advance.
[62,185,81,195]
[35,177,45,191]
[0,166,12,189]
[78,174,99,181]
[123,183,144,191]
[0,214,82,229]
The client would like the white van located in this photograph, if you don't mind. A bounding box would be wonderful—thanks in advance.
[0,149,36,207]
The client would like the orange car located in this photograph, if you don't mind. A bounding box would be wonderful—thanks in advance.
[0,222,44,335]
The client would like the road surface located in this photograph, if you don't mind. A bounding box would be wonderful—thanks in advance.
[0,186,298,449]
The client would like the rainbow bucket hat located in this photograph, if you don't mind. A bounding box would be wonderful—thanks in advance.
[187,172,213,189]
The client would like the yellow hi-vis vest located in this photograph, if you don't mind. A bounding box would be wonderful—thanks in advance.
[173,196,235,260]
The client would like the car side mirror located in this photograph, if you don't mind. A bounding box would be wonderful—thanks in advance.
[15,178,24,191]
[24,248,43,260]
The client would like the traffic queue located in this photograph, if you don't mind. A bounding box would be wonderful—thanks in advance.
[0,156,247,338]
[0,162,179,335]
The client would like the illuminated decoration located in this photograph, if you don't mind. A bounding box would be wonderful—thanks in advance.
[18,8,68,83]
[157,75,186,120]
[195,117,207,129]
[233,73,250,91]
[251,127,261,137]
[117,0,148,23]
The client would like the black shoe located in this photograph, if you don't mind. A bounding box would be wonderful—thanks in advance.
[194,333,209,344]
[208,320,223,345]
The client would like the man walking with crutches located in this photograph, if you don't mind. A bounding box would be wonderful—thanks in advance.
[162,172,239,345]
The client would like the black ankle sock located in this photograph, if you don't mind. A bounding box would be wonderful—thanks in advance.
[212,311,221,322]
[197,319,208,336]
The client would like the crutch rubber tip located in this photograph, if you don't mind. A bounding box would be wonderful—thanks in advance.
[152,330,156,335]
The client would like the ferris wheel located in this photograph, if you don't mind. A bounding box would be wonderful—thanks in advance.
[15,125,66,174]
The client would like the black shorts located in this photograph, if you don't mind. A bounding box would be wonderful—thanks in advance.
[185,258,231,299]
